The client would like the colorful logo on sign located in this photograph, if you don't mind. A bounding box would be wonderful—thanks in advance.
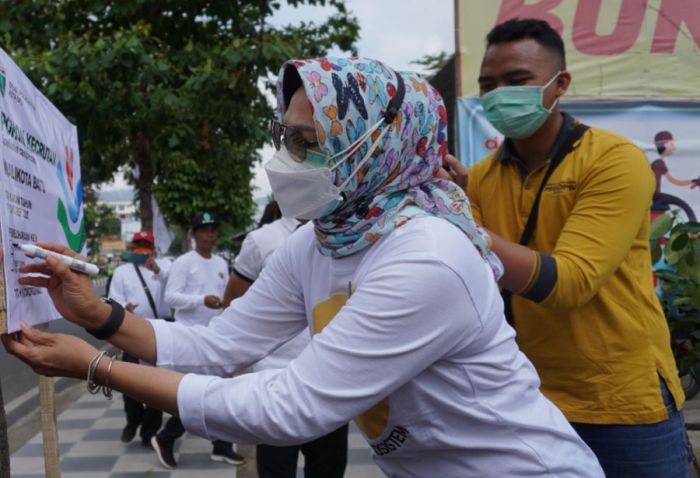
[56,146,85,251]
[0,67,6,98]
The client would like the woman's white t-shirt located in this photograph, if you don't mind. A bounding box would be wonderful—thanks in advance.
[152,216,602,477]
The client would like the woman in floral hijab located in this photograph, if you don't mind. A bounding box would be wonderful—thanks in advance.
[268,57,502,278]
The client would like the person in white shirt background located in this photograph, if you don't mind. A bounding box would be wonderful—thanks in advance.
[108,230,171,447]
[150,211,245,469]
[222,201,348,478]
[162,212,229,326]
[4,57,604,477]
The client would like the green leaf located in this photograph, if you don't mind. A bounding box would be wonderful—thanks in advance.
[650,241,663,264]
[692,290,700,311]
[168,135,180,148]
[665,245,683,265]
[672,297,694,307]
[650,213,674,240]
[671,233,690,251]
[680,222,700,234]
[686,243,697,267]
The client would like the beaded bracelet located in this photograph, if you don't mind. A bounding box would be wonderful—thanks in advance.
[86,350,114,400]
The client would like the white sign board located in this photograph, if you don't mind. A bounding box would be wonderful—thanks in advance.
[0,48,84,333]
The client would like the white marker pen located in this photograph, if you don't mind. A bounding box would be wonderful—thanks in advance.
[14,243,100,275]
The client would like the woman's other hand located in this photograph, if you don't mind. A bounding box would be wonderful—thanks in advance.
[442,154,469,190]
[2,322,97,378]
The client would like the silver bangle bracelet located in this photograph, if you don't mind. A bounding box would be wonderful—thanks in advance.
[86,350,114,400]
[102,356,115,400]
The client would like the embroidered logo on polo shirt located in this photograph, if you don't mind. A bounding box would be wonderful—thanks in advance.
[544,181,576,194]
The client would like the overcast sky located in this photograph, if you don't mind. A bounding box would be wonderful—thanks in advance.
[103,1,455,197]
[271,0,454,73]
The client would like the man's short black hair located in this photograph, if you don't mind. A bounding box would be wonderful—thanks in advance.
[486,18,566,70]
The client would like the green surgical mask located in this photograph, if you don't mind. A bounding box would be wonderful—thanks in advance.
[480,72,561,139]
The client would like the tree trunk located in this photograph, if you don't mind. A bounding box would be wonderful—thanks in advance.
[131,132,154,231]
[0,381,11,478]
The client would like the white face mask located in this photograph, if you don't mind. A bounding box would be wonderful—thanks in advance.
[264,119,390,220]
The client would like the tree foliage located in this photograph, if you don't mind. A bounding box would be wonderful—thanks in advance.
[411,51,452,77]
[83,197,122,257]
[0,0,359,232]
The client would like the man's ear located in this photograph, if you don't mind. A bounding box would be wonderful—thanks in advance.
[556,71,572,96]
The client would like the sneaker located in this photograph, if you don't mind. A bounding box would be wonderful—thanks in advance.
[120,424,137,443]
[151,435,177,469]
[210,448,245,465]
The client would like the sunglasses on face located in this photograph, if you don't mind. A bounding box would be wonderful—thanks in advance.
[271,119,320,162]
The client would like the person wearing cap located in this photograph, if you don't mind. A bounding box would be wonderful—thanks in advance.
[4,57,602,477]
[163,212,229,325]
[108,231,172,447]
[152,212,244,468]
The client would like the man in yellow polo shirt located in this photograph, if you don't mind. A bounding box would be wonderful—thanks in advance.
[446,18,689,477]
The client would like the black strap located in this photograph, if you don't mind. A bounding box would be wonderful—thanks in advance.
[133,263,159,319]
[87,298,125,340]
[383,72,405,124]
[502,123,590,326]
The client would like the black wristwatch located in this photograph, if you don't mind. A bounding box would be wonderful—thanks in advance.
[87,298,125,340]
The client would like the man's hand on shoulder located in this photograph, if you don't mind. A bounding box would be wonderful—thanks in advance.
[438,154,468,191]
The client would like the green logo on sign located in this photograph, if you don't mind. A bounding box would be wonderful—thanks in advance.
[0,71,5,98]
[203,212,211,221]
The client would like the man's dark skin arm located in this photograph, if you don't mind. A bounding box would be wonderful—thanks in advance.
[222,274,252,308]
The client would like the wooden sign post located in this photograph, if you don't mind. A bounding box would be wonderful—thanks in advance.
[37,324,61,478]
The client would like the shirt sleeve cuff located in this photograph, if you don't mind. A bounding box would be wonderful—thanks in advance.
[178,373,217,440]
[149,318,176,368]
[233,267,255,284]
[519,252,557,303]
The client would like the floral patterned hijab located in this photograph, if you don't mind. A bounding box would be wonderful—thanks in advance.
[276,57,502,279]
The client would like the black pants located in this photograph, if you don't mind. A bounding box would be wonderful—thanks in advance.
[122,352,162,441]
[256,424,348,478]
[158,415,232,453]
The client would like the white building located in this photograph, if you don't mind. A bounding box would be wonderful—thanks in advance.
[97,188,141,242]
